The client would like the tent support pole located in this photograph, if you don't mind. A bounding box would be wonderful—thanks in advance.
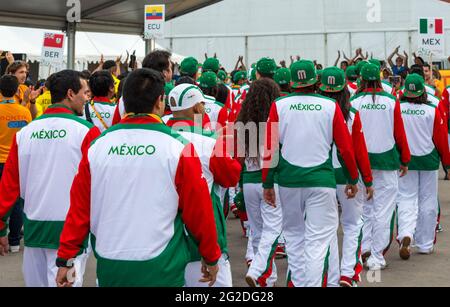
[145,38,156,55]
[67,22,76,70]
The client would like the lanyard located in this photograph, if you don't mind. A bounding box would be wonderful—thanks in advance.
[0,99,15,104]
[90,101,110,130]
[124,113,163,123]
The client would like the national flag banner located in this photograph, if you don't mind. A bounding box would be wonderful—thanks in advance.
[144,4,165,39]
[420,18,444,34]
[41,32,65,65]
[43,33,65,49]
[146,5,164,20]
[418,17,445,58]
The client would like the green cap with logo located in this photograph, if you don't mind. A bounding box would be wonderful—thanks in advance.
[356,60,369,76]
[203,58,220,72]
[274,68,291,85]
[290,60,317,89]
[248,67,257,82]
[233,70,247,83]
[217,70,227,82]
[403,73,425,98]
[319,67,346,92]
[256,57,277,75]
[180,57,198,76]
[345,65,358,79]
[360,63,381,81]
[198,71,218,88]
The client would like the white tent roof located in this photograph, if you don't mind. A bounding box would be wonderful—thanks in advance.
[0,26,185,64]
[0,0,222,35]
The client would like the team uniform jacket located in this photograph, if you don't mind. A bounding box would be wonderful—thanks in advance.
[262,92,359,189]
[57,115,221,287]
[0,105,100,247]
[400,101,450,170]
[333,107,373,187]
[82,97,116,132]
[204,95,230,131]
[351,89,411,170]
[166,118,241,260]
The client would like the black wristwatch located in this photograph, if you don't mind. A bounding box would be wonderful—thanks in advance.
[56,258,74,268]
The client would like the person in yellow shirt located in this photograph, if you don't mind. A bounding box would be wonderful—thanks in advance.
[0,75,32,253]
[35,79,52,117]
[2,61,42,119]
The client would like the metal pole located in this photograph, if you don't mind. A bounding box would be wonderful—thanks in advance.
[245,36,249,68]
[66,22,76,70]
[145,38,156,55]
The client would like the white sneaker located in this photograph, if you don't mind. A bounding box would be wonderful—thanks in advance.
[366,259,387,271]
[418,247,434,255]
[9,245,20,253]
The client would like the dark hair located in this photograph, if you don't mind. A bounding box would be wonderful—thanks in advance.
[423,63,431,69]
[200,85,219,98]
[6,61,29,75]
[103,60,116,71]
[257,71,275,80]
[294,83,319,94]
[356,79,383,103]
[175,76,196,86]
[236,78,280,161]
[89,70,114,97]
[279,83,291,94]
[409,64,424,78]
[319,88,351,121]
[118,71,130,81]
[142,50,172,72]
[47,70,83,104]
[415,56,425,65]
[123,68,165,114]
[117,77,127,101]
[216,83,229,105]
[80,70,92,80]
[400,92,428,104]
[0,75,19,97]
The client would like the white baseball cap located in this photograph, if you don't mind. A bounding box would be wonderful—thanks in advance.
[168,84,205,112]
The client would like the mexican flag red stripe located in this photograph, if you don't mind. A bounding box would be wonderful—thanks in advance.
[420,18,444,34]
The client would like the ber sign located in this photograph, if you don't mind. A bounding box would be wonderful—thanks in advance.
[418,18,445,58]
[41,33,65,65]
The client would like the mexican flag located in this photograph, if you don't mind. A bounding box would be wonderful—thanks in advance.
[420,18,444,34]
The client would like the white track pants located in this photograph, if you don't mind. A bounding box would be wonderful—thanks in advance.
[23,247,89,287]
[328,183,365,287]
[279,187,338,288]
[185,254,232,287]
[244,183,282,287]
[362,171,398,268]
[397,170,438,252]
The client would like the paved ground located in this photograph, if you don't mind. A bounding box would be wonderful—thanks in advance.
[1,172,449,287]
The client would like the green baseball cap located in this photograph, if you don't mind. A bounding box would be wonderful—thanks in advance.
[198,71,218,88]
[403,74,425,98]
[290,60,317,89]
[203,58,220,72]
[369,59,381,69]
[345,66,358,79]
[274,68,291,85]
[217,70,227,82]
[319,67,346,92]
[356,60,369,76]
[180,57,198,76]
[360,63,380,81]
[233,70,247,83]
[248,68,257,82]
[256,57,277,75]
[164,82,175,104]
